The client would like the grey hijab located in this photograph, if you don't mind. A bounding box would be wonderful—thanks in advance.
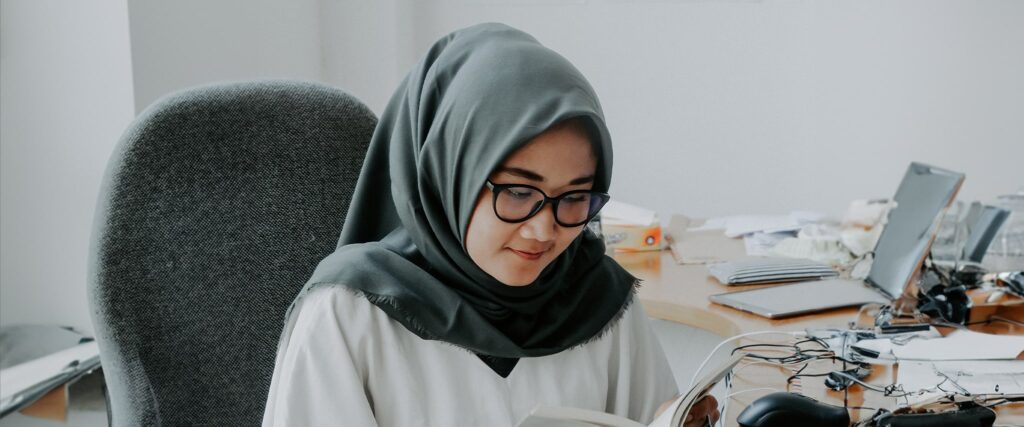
[298,23,637,374]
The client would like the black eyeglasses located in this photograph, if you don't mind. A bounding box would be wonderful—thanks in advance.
[485,180,610,227]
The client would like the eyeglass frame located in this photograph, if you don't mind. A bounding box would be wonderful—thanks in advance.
[484,180,610,227]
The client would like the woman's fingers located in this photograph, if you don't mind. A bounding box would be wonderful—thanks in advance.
[682,395,720,427]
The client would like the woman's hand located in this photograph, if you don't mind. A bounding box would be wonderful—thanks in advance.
[682,395,719,427]
[656,394,720,427]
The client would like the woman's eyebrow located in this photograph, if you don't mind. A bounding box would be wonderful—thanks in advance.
[496,167,594,185]
[497,167,544,182]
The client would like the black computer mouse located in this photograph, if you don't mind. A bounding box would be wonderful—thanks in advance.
[736,392,850,427]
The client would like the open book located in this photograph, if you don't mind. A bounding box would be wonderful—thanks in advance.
[516,353,743,427]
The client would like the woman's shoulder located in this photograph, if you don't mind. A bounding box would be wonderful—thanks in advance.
[599,294,656,344]
[290,285,392,332]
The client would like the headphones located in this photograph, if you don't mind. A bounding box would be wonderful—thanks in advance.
[915,261,971,324]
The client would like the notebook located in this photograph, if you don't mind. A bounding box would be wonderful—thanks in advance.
[709,162,965,318]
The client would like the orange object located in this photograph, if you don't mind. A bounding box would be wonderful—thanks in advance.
[603,223,662,252]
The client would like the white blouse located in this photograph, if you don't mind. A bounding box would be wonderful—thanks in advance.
[262,286,679,427]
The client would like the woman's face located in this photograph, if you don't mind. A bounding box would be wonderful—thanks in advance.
[465,121,598,286]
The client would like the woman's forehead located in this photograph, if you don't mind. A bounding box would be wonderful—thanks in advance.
[490,126,596,185]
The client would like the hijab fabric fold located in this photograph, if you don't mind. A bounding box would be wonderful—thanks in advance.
[295,23,638,369]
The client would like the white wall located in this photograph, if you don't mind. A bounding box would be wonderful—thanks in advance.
[325,0,1024,219]
[2,0,1021,335]
[0,0,326,337]
[320,0,414,113]
[127,0,323,112]
[0,0,136,335]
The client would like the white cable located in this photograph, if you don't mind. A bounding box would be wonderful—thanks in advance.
[687,330,807,389]
[726,387,784,400]
[731,359,810,376]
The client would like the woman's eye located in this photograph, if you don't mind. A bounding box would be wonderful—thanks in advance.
[507,189,534,199]
[562,194,588,203]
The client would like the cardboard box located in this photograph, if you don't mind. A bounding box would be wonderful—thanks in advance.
[602,222,662,252]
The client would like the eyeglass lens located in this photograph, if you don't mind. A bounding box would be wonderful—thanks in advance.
[494,186,603,225]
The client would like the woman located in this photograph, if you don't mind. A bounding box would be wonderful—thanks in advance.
[263,23,718,426]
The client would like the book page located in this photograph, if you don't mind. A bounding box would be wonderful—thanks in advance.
[518,406,645,427]
[517,353,743,427]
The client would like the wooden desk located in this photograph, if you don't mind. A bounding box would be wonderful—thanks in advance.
[616,249,1024,426]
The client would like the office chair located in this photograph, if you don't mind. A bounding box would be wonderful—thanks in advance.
[87,81,377,426]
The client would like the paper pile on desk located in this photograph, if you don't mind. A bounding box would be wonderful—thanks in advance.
[898,360,1024,396]
[692,211,826,238]
[853,329,1024,361]
[666,201,898,266]
[839,199,896,257]
[764,224,853,266]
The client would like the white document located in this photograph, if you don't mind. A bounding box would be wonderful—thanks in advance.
[743,232,791,257]
[898,361,1024,397]
[769,239,853,267]
[892,330,1024,360]
[693,212,826,238]
[851,330,1024,362]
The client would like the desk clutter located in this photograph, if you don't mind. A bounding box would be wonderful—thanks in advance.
[712,319,1024,427]
[661,162,1023,325]
[645,162,1024,425]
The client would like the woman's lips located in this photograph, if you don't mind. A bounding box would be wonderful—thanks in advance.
[509,248,544,260]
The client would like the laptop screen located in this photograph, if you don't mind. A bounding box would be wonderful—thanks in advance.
[867,162,964,299]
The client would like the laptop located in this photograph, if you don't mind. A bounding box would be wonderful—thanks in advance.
[709,162,965,319]
[961,203,1010,263]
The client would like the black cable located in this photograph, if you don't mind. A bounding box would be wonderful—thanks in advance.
[732,339,837,367]
[846,406,880,412]
[843,358,849,408]
[785,363,811,386]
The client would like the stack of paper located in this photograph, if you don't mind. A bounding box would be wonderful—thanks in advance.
[707,257,838,285]
[898,361,1024,397]
[693,211,826,238]
[853,329,1024,362]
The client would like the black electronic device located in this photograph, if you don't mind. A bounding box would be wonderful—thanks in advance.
[878,323,931,334]
[950,263,987,288]
[916,269,971,324]
[736,392,850,427]
[824,366,871,391]
[874,405,995,427]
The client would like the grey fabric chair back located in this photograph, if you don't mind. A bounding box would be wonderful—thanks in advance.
[88,81,376,426]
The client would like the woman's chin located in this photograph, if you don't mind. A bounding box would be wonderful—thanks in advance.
[495,269,542,287]
[498,276,537,287]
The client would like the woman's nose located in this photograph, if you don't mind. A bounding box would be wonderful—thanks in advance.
[519,204,557,242]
